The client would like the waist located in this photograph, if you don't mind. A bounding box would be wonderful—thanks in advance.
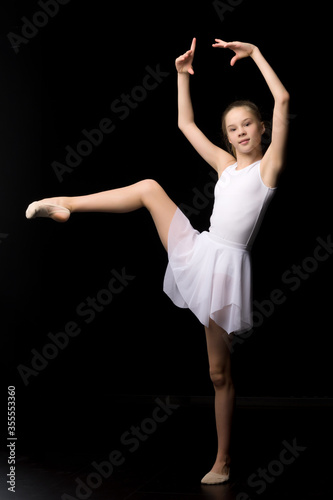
[206,230,251,251]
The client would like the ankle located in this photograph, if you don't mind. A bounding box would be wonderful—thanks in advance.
[51,196,73,213]
[214,456,231,471]
[59,197,72,212]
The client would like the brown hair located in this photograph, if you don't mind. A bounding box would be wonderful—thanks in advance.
[221,100,269,157]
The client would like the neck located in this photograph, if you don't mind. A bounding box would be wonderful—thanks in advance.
[236,150,263,169]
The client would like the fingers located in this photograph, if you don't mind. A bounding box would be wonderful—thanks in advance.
[212,39,241,51]
[212,38,228,48]
[225,41,240,50]
[177,37,242,73]
[190,37,196,52]
[175,43,195,75]
[212,39,241,66]
[178,38,196,61]
[178,50,193,63]
[176,51,191,64]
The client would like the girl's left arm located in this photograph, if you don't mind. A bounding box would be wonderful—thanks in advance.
[250,46,290,187]
[213,40,290,187]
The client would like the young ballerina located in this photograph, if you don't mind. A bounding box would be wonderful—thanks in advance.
[26,38,289,484]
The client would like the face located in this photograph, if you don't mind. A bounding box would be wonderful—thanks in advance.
[225,107,264,155]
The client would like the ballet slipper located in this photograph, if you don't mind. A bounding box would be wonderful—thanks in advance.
[201,470,230,485]
[26,201,70,222]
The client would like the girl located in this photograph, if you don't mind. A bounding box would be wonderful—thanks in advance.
[26,38,290,484]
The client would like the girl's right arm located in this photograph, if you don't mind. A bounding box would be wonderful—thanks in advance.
[176,38,235,175]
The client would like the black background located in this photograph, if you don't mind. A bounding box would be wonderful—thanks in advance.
[1,1,331,449]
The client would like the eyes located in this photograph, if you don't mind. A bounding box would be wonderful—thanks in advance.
[229,121,252,132]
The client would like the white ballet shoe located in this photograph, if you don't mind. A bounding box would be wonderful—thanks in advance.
[201,470,230,485]
[26,201,70,221]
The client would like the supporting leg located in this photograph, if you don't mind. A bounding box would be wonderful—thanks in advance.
[201,318,235,484]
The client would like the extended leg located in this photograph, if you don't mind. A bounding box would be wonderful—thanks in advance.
[26,180,177,250]
[201,318,235,484]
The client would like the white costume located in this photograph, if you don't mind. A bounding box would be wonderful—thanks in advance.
[163,161,276,334]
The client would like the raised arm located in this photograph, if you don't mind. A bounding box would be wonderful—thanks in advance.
[176,38,235,175]
[250,45,290,185]
[213,39,290,187]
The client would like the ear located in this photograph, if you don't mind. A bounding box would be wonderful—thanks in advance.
[261,122,265,135]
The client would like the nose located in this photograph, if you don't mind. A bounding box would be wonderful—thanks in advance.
[238,128,246,137]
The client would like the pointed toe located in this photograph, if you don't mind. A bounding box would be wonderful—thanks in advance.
[201,470,230,485]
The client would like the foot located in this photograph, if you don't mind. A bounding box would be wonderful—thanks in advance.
[201,463,230,485]
[26,197,71,222]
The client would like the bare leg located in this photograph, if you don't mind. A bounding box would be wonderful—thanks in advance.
[27,180,177,250]
[202,318,235,483]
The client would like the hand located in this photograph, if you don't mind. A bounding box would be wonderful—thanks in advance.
[175,37,196,75]
[212,39,256,66]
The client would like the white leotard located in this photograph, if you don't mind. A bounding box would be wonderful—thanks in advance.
[209,161,276,249]
[163,160,276,334]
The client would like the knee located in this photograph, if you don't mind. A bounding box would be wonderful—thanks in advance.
[140,179,161,194]
[209,370,233,390]
[139,179,164,206]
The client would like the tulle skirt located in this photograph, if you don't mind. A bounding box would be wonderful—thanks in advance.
[163,208,252,334]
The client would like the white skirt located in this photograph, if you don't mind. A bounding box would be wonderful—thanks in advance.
[163,208,252,334]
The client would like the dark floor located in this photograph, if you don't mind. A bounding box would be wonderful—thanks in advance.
[1,397,332,500]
